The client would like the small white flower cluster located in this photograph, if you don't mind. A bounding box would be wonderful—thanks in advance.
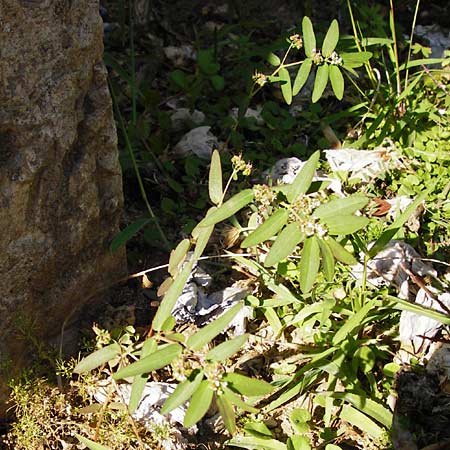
[329,50,343,66]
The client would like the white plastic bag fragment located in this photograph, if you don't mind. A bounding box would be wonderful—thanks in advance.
[174,126,219,160]
[94,382,190,450]
[324,148,401,183]
[399,289,450,359]
[267,157,342,194]
[170,261,252,333]
[351,240,437,300]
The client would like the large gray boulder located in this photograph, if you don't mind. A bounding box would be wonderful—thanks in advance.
[0,0,125,409]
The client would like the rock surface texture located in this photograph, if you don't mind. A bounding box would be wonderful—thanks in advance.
[0,0,125,409]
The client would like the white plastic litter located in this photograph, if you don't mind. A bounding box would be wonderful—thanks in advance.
[351,240,437,299]
[171,261,252,333]
[95,382,190,450]
[267,157,343,195]
[174,126,219,160]
[400,289,450,358]
[324,148,401,183]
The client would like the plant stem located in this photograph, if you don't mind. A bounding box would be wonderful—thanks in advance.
[404,0,421,93]
[109,81,171,251]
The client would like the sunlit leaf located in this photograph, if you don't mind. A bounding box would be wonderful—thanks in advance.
[186,302,243,351]
[329,65,344,100]
[192,222,214,260]
[323,215,369,235]
[287,435,311,450]
[300,235,320,293]
[286,150,320,203]
[293,58,313,96]
[128,338,157,414]
[224,372,274,396]
[73,343,121,374]
[75,434,112,450]
[368,187,431,258]
[113,344,182,379]
[341,51,372,68]
[312,64,329,103]
[152,259,195,331]
[314,196,368,220]
[223,386,258,413]
[302,16,316,58]
[217,393,236,434]
[110,218,151,252]
[332,301,374,346]
[206,334,249,362]
[168,239,190,277]
[198,189,254,227]
[352,346,375,374]
[184,380,214,427]
[322,19,339,57]
[279,67,292,105]
[161,370,204,414]
[340,405,383,439]
[209,150,223,205]
[227,435,287,450]
[319,239,335,281]
[325,237,357,265]
[264,223,304,267]
[241,208,289,248]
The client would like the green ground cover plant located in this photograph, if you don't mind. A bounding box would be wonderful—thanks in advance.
[4,1,450,449]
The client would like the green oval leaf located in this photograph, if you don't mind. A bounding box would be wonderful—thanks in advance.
[223,386,258,413]
[300,235,320,293]
[288,435,311,450]
[75,434,113,450]
[184,380,214,427]
[198,189,254,227]
[73,343,121,374]
[168,239,191,277]
[302,16,316,58]
[217,393,236,434]
[110,218,151,252]
[186,302,243,351]
[128,338,157,414]
[312,64,329,103]
[352,346,376,373]
[113,343,182,380]
[319,239,335,281]
[267,52,281,66]
[341,51,372,68]
[223,372,274,396]
[329,65,344,100]
[279,67,292,105]
[323,215,369,235]
[241,208,289,248]
[286,150,320,203]
[314,196,368,220]
[209,150,223,205]
[322,19,339,57]
[206,334,249,362]
[325,237,357,265]
[192,222,214,260]
[264,223,304,267]
[293,58,313,96]
[161,369,204,415]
